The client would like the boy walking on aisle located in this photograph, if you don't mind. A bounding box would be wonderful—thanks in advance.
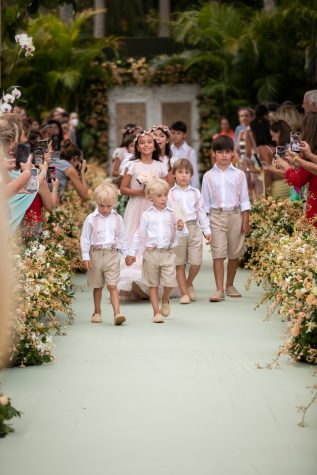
[168,159,211,304]
[201,136,251,302]
[80,182,128,325]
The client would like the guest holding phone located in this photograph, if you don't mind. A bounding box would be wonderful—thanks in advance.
[50,140,88,200]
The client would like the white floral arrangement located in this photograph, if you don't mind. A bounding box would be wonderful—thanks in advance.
[15,33,35,57]
[136,171,155,186]
[0,87,21,114]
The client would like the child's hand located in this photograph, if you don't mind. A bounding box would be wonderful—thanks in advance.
[176,219,184,231]
[241,222,250,235]
[125,256,136,266]
[205,233,212,243]
[83,260,91,270]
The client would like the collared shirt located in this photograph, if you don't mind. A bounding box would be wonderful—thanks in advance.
[201,164,251,212]
[168,184,211,235]
[80,208,128,260]
[171,141,200,189]
[129,205,188,256]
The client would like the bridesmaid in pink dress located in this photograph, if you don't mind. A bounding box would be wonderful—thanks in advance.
[151,124,175,187]
[119,131,168,296]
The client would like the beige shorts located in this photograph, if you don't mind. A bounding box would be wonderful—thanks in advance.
[209,210,246,260]
[87,247,120,288]
[174,222,203,266]
[142,248,177,288]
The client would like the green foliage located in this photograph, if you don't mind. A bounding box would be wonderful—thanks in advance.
[0,395,21,438]
[2,10,119,117]
[171,0,317,119]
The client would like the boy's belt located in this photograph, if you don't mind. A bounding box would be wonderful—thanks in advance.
[210,206,240,214]
[186,219,197,225]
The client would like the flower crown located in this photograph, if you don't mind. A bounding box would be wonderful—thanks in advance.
[150,124,171,137]
[133,129,156,143]
[121,125,143,135]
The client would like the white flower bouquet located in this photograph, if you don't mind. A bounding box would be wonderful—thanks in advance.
[136,171,155,186]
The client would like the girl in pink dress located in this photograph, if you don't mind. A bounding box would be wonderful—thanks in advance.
[151,124,175,187]
[119,131,168,295]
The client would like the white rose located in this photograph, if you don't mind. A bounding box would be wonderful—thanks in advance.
[11,88,21,99]
[0,103,12,113]
[0,395,9,406]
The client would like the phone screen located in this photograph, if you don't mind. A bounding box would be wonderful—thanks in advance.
[16,143,31,169]
[25,168,39,193]
[33,147,44,167]
[51,135,60,151]
[38,139,49,152]
[47,165,56,184]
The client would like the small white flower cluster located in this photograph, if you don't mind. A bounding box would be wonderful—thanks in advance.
[136,171,155,186]
[15,33,35,57]
[0,87,21,114]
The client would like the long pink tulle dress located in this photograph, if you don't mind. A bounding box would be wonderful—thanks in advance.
[118,159,168,293]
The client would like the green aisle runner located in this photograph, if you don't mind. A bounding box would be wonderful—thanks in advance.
[1,250,316,475]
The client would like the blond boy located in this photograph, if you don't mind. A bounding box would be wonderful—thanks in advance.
[80,181,128,325]
[126,179,187,323]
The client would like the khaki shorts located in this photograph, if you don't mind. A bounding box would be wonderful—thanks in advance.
[87,247,120,288]
[174,222,203,266]
[209,210,246,260]
[142,248,177,288]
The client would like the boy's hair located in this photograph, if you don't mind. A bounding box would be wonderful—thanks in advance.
[172,158,193,176]
[94,181,118,205]
[212,135,234,152]
[145,178,169,200]
[170,121,187,133]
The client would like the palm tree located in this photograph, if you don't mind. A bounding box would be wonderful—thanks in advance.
[2,9,118,115]
[93,0,106,38]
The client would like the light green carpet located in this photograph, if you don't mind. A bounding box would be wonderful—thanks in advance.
[1,250,316,475]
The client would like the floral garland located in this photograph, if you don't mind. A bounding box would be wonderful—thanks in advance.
[244,197,317,365]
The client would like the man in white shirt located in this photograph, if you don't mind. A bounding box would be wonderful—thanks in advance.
[201,135,251,302]
[170,121,200,189]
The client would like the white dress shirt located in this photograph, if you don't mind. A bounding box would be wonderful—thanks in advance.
[171,141,200,189]
[129,205,188,256]
[168,184,211,235]
[80,208,128,260]
[201,164,251,212]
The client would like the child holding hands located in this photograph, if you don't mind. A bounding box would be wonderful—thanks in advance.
[126,179,187,323]
[80,182,128,325]
[168,159,212,303]
[201,136,251,302]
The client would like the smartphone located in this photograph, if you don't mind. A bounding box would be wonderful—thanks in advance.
[275,146,286,159]
[32,147,44,167]
[38,139,49,152]
[51,135,60,151]
[25,168,39,193]
[290,132,301,153]
[47,165,56,184]
[16,143,31,169]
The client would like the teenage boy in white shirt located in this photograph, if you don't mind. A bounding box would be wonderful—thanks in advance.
[126,179,187,323]
[168,159,211,304]
[80,182,128,325]
[170,121,200,189]
[201,136,251,302]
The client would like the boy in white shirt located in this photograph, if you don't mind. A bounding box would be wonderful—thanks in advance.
[126,179,187,323]
[170,121,200,189]
[168,159,212,304]
[201,136,251,302]
[80,182,128,325]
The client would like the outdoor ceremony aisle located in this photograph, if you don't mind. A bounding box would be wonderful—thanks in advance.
[1,250,316,475]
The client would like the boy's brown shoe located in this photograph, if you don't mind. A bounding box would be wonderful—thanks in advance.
[160,302,170,317]
[114,314,126,326]
[179,294,191,304]
[209,291,225,302]
[225,286,241,297]
[188,286,196,301]
[153,314,164,323]
[91,313,102,323]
